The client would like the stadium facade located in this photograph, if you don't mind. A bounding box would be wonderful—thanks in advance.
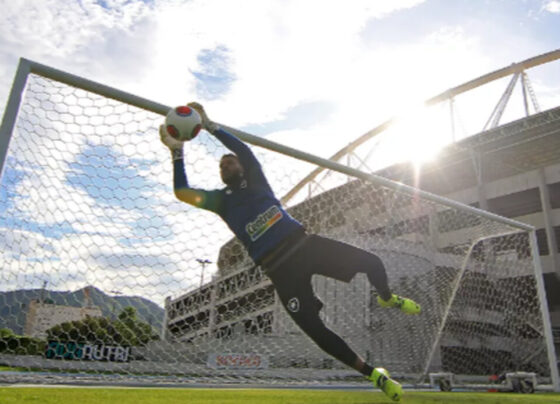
[163,106,560,373]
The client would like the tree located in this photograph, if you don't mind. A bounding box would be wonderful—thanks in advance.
[0,328,15,338]
[0,328,44,355]
[114,306,158,346]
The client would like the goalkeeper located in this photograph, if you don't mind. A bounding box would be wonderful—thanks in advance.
[160,102,420,402]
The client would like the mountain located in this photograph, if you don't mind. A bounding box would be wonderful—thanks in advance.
[0,286,164,336]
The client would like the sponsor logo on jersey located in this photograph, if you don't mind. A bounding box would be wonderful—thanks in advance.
[245,205,283,241]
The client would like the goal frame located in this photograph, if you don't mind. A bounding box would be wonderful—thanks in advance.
[1,57,558,391]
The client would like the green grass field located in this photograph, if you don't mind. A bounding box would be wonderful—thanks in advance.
[1,387,559,404]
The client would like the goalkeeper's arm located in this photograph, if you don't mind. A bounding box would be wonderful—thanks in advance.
[187,102,264,178]
[159,125,221,212]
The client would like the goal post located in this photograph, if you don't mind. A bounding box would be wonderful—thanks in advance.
[0,58,558,390]
[529,230,560,391]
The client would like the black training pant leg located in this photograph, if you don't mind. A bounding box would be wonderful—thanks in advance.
[270,272,362,371]
[302,235,392,300]
[267,234,393,373]
[289,305,361,371]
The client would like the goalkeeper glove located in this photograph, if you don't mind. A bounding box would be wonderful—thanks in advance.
[187,102,219,134]
[159,124,184,161]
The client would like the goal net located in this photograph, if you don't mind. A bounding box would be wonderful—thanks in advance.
[0,60,556,388]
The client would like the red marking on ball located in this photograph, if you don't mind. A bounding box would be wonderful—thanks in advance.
[192,124,202,138]
[175,106,193,116]
[166,124,180,139]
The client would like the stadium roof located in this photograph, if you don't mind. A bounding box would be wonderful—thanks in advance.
[377,105,560,196]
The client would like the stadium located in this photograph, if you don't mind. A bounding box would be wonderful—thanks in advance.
[163,51,560,381]
[1,48,560,404]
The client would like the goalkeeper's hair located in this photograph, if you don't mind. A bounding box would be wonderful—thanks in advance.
[221,153,238,161]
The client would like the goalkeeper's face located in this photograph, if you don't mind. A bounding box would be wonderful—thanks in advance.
[220,155,244,185]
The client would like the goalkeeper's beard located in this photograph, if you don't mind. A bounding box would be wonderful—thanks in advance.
[222,172,245,188]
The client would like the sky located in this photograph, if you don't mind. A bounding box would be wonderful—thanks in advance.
[0,0,559,306]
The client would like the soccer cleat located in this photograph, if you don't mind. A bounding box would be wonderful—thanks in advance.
[370,367,402,402]
[378,294,421,314]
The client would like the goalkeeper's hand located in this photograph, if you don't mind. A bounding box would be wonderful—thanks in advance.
[159,124,184,160]
[187,102,218,134]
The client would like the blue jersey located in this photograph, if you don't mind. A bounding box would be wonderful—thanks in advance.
[173,127,304,263]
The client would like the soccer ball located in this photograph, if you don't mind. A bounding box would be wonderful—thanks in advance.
[165,106,202,142]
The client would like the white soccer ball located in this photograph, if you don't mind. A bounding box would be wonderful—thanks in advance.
[165,106,202,142]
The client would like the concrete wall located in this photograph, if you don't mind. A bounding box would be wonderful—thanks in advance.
[23,300,102,339]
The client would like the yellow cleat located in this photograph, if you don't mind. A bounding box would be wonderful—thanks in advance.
[370,367,403,402]
[378,294,421,314]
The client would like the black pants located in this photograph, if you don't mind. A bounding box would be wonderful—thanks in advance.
[265,234,391,371]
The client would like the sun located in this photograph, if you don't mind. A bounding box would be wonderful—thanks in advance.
[376,103,453,168]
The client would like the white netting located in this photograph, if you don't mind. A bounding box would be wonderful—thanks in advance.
[0,72,552,386]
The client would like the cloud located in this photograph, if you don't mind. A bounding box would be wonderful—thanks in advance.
[0,0,151,63]
[192,45,236,100]
[0,227,59,261]
[543,1,560,13]
[0,157,26,216]
[0,0,154,109]
[0,77,230,302]
[1,0,559,304]
[90,250,175,270]
[3,0,554,143]
[241,100,336,136]
[0,0,430,122]
[66,144,161,209]
[194,0,428,125]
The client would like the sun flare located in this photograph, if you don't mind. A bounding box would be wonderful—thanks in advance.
[374,103,454,168]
